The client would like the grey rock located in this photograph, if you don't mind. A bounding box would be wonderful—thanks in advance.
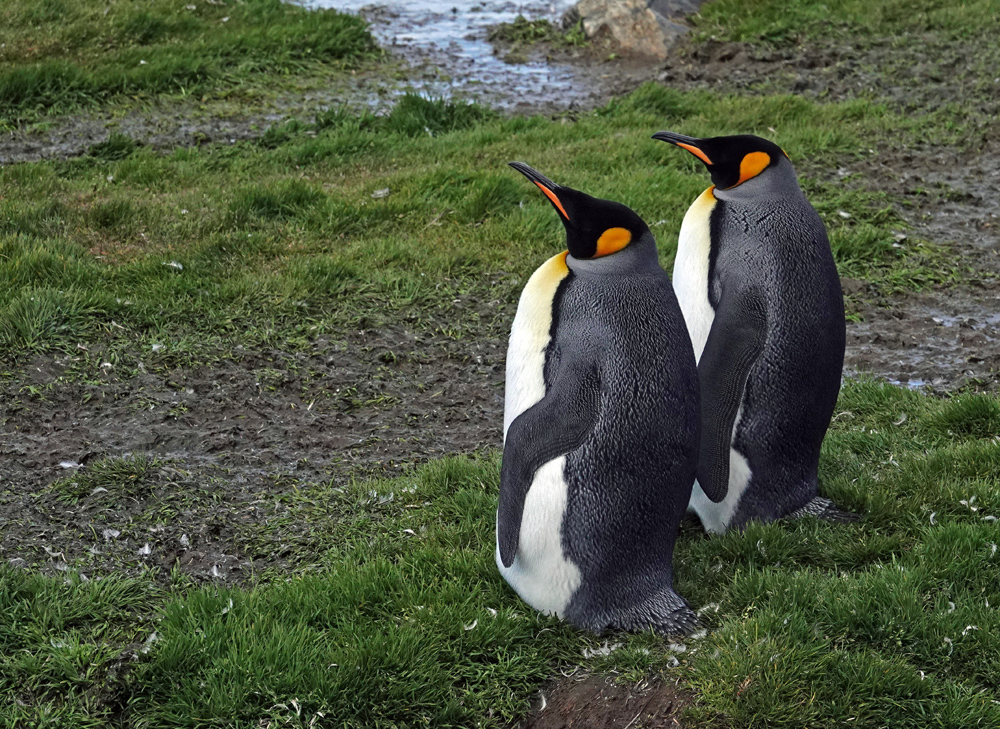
[572,0,706,59]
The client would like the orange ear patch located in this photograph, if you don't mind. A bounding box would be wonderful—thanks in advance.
[677,142,713,166]
[735,151,771,186]
[595,227,631,257]
[534,182,570,221]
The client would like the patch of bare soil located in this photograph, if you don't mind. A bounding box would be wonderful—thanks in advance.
[0,318,506,582]
[842,146,1000,391]
[517,675,695,729]
[658,34,1000,120]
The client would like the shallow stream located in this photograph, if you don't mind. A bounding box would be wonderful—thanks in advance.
[303,0,617,112]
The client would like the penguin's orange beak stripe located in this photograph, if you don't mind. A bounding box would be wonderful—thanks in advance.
[534,182,570,221]
[677,142,713,166]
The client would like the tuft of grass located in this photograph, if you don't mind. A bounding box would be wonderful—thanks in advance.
[50,454,164,500]
[88,132,142,162]
[228,179,326,224]
[0,567,162,729]
[0,0,380,123]
[0,286,108,350]
[488,15,588,48]
[927,394,1000,439]
[383,94,498,138]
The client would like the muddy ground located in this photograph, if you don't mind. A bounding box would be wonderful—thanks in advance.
[1,7,999,727]
[517,674,693,728]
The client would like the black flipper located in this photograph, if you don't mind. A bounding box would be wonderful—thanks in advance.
[697,286,768,503]
[498,362,600,568]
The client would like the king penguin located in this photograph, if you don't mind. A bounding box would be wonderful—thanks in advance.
[651,131,850,534]
[497,162,701,635]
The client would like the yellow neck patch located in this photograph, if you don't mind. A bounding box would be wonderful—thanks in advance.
[594,227,631,257]
[735,151,771,187]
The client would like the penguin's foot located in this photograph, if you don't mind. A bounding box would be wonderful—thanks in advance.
[788,496,860,524]
[606,588,700,637]
[649,604,701,637]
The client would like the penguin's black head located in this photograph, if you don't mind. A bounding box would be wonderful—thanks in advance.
[509,162,649,260]
[651,132,789,190]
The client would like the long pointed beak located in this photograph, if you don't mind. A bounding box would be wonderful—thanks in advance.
[509,161,570,221]
[651,131,714,166]
[651,131,700,145]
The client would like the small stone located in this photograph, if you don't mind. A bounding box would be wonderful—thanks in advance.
[575,0,693,59]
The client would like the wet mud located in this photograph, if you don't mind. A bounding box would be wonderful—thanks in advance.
[516,674,693,729]
[843,147,1000,391]
[2,319,506,583]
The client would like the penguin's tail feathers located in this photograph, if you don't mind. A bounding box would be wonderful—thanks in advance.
[604,587,700,637]
[788,496,860,524]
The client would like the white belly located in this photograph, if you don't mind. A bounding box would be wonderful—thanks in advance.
[499,250,580,611]
[688,445,753,534]
[503,251,570,439]
[673,188,753,532]
[672,186,717,362]
[495,456,582,615]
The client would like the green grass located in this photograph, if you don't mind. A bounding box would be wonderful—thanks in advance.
[488,15,588,48]
[4,380,1000,727]
[49,454,164,500]
[0,85,964,362]
[693,0,1000,43]
[0,0,379,123]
